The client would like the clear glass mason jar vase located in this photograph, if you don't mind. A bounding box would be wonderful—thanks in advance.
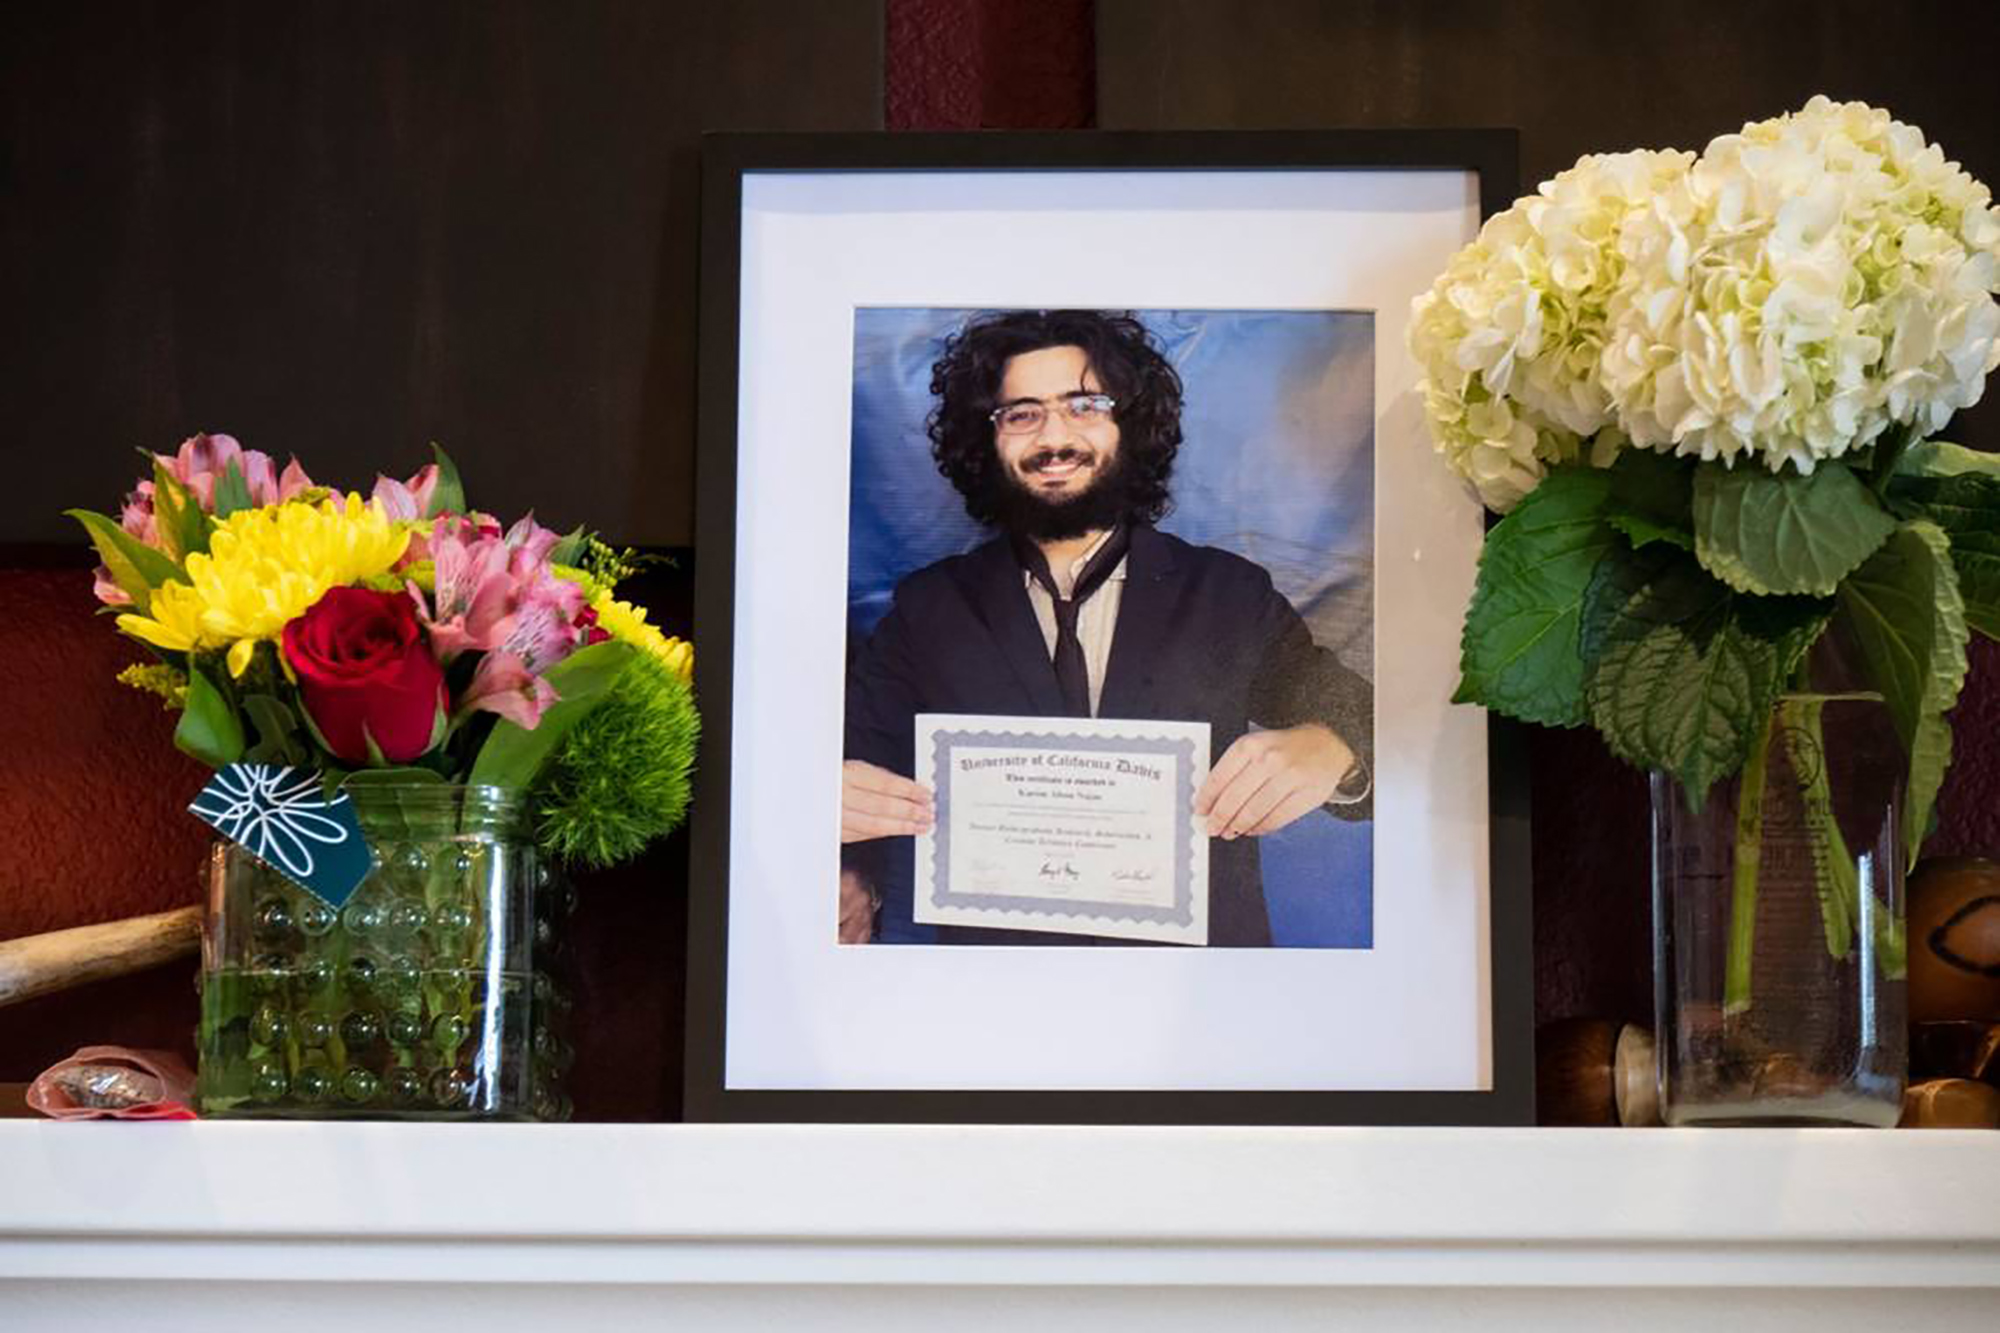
[196,783,574,1120]
[1650,683,1908,1127]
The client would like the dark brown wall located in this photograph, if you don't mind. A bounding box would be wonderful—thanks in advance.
[4,0,882,548]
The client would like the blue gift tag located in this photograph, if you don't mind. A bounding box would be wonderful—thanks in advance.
[189,764,373,909]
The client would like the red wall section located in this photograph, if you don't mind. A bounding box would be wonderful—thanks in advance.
[0,567,214,1081]
[887,0,1095,129]
[1937,636,2000,858]
[0,568,212,941]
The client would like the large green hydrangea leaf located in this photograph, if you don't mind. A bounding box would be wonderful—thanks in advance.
[1693,461,1897,597]
[1454,468,1618,727]
[1835,521,1970,868]
[1582,547,1828,809]
[1887,468,2000,641]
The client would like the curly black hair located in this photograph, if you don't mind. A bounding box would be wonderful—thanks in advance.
[926,310,1183,528]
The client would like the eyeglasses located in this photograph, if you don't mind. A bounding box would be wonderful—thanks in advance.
[988,392,1117,435]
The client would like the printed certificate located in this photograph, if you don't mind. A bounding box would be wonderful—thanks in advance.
[913,714,1211,945]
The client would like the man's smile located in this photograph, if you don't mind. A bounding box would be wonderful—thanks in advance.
[1022,447,1095,485]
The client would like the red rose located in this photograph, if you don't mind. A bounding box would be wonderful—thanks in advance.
[282,587,446,764]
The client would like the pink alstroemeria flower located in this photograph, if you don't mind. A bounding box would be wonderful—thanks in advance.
[164,433,307,510]
[370,464,441,523]
[92,433,314,606]
[456,650,560,730]
[418,517,518,658]
[414,513,585,669]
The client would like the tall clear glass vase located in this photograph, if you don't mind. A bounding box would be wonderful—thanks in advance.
[1650,679,1909,1127]
[196,783,573,1120]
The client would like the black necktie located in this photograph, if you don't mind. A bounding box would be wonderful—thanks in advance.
[1017,526,1130,717]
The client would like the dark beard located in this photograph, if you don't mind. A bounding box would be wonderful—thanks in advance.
[992,446,1135,542]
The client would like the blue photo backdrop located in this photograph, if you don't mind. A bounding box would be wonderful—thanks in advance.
[847,308,1375,948]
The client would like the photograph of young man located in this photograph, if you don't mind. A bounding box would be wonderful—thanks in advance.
[840,309,1373,946]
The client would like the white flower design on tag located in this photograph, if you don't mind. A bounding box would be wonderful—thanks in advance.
[190,765,356,881]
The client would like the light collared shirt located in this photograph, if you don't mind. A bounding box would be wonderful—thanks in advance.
[1022,528,1125,718]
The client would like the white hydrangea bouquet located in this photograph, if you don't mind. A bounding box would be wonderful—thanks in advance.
[1411,97,2000,873]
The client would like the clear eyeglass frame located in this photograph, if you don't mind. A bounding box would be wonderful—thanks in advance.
[989,392,1117,435]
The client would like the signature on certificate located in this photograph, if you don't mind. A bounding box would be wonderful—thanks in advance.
[1111,868,1156,882]
[1038,858,1081,881]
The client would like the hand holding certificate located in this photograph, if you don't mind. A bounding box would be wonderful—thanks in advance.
[913,714,1211,945]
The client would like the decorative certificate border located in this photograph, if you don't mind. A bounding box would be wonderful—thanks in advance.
[926,725,1201,926]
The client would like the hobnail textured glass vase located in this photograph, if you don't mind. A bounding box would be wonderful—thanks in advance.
[196,784,573,1120]
[1650,689,1908,1127]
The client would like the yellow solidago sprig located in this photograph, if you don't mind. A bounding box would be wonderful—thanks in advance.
[117,662,189,710]
[115,493,412,677]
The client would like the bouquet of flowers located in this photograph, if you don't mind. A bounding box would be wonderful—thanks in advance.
[1410,97,2000,1004]
[68,433,698,869]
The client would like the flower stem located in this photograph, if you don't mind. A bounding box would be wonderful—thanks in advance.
[1868,420,1920,498]
[1778,697,1855,959]
[1725,711,1775,1016]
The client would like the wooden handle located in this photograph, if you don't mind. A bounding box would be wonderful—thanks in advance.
[0,906,202,1007]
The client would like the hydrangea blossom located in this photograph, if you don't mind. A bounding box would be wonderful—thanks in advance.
[1409,150,1690,509]
[1603,97,2000,473]
[1412,98,2000,506]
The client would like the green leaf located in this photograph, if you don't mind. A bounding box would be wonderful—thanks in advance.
[64,508,185,613]
[428,442,466,518]
[1948,540,2000,642]
[1886,469,2000,530]
[1896,439,2000,479]
[175,664,246,768]
[1693,462,1897,597]
[1600,449,1697,551]
[149,460,212,562]
[242,694,309,767]
[1608,512,1694,551]
[210,456,256,519]
[547,525,590,569]
[337,766,445,840]
[340,767,446,787]
[1582,549,1829,808]
[468,640,637,789]
[1885,470,2000,639]
[1867,420,1921,494]
[1774,697,1855,961]
[1454,467,1618,727]
[1834,521,1970,869]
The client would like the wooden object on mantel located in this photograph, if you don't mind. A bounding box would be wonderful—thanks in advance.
[1901,1078,2000,1128]
[0,906,201,1007]
[1535,1018,1662,1126]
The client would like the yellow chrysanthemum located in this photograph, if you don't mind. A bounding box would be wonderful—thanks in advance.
[591,592,693,683]
[116,494,412,677]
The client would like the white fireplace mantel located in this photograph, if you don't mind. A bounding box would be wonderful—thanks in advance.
[2,1122,1996,1329]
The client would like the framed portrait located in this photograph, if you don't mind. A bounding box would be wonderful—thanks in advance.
[686,131,1532,1124]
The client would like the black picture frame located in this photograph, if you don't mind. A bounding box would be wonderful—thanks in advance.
[686,130,1531,1125]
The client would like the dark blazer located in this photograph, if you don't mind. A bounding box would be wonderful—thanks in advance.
[844,524,1373,947]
